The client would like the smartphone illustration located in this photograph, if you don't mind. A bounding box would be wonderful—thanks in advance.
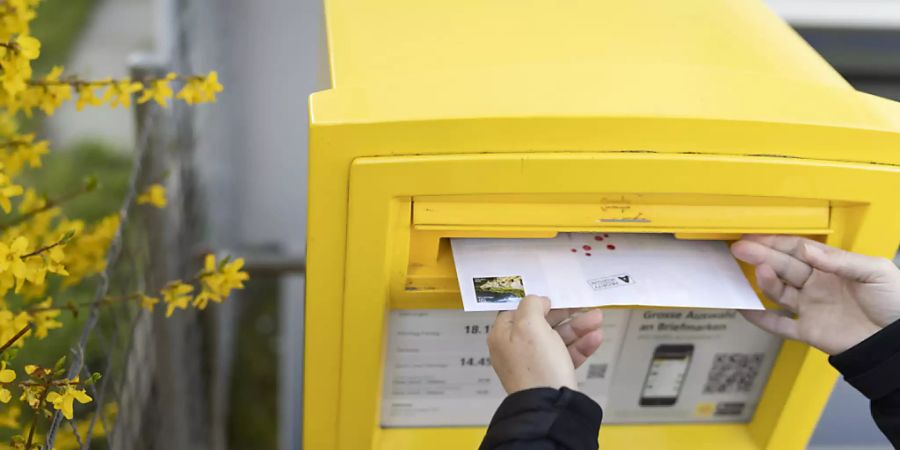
[639,344,694,407]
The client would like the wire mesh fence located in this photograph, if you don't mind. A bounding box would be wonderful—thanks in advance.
[37,58,203,449]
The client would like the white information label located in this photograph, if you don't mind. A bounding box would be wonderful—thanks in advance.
[574,309,630,408]
[381,309,627,426]
[604,309,782,423]
[381,310,502,427]
[381,307,781,427]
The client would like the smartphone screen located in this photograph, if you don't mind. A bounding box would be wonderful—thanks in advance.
[640,344,694,406]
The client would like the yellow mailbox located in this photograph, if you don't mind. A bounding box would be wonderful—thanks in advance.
[304,0,900,449]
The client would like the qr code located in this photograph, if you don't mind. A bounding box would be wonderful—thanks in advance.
[703,353,765,394]
[587,364,608,379]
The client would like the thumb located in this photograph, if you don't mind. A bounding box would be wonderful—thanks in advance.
[514,295,551,322]
[802,243,893,283]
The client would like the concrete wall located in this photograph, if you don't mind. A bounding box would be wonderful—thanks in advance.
[183,1,326,449]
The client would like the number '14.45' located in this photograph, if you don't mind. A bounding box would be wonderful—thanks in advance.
[460,357,491,367]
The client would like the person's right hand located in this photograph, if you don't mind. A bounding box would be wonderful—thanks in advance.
[488,296,604,394]
[731,235,900,355]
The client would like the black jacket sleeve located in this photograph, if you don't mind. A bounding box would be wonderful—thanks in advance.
[829,319,900,448]
[479,387,603,450]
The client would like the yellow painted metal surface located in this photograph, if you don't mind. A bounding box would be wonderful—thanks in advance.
[414,198,830,229]
[305,0,900,449]
[377,423,763,450]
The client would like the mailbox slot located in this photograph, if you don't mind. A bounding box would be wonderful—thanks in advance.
[399,194,831,308]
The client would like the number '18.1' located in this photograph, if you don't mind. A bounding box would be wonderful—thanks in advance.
[464,325,490,335]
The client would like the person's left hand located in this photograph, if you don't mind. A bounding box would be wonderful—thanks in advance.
[488,296,604,394]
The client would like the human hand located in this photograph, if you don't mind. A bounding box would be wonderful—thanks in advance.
[731,235,900,355]
[487,295,604,394]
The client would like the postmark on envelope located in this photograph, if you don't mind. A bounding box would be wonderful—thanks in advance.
[587,274,634,291]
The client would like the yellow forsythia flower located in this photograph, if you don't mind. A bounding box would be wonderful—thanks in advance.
[103,79,143,108]
[38,66,73,115]
[0,236,29,279]
[0,134,49,176]
[46,245,67,276]
[0,113,16,136]
[23,255,46,287]
[140,295,159,312]
[0,309,30,349]
[19,239,66,290]
[9,140,49,175]
[195,254,248,310]
[197,254,222,300]
[14,35,39,60]
[0,57,29,96]
[175,80,201,105]
[19,383,42,409]
[0,34,39,97]
[16,188,45,214]
[176,71,223,105]
[136,184,166,208]
[0,236,45,293]
[61,215,118,286]
[0,362,15,403]
[137,72,176,107]
[75,85,103,111]
[47,383,92,419]
[162,280,193,317]
[0,183,23,213]
[194,255,219,309]
[0,0,38,42]
[29,297,63,339]
[192,289,213,310]
[23,139,49,168]
[202,71,223,97]
[220,258,249,293]
[0,59,28,96]
[0,168,24,213]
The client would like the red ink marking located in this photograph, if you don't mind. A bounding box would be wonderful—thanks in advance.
[585,252,592,256]
[582,245,592,251]
[594,236,604,241]
[570,248,577,253]
[606,244,616,250]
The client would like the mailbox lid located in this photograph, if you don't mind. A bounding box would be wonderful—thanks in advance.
[313,0,900,163]
[324,0,844,90]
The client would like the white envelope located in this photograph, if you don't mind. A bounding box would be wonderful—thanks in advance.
[451,233,764,312]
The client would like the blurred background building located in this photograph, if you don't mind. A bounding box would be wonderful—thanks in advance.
[32,0,900,448]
